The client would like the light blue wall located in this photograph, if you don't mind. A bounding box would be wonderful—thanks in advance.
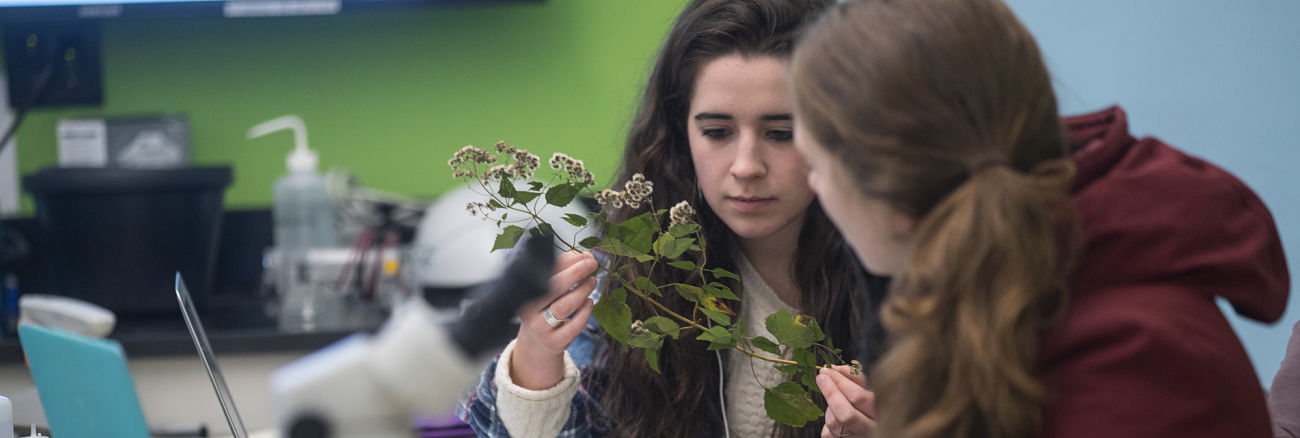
[1002,0,1300,387]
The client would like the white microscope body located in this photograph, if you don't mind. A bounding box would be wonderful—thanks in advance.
[270,234,555,438]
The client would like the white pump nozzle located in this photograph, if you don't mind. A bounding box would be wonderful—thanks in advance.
[249,115,317,173]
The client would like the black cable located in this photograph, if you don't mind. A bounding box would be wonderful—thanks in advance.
[0,60,57,157]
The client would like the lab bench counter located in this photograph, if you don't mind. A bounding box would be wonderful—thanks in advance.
[0,325,366,364]
[0,325,370,433]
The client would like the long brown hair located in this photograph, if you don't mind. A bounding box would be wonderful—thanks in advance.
[593,0,862,437]
[792,0,1080,437]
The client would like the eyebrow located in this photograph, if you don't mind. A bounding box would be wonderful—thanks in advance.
[693,113,793,121]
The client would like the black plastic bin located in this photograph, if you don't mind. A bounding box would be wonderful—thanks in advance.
[22,167,233,316]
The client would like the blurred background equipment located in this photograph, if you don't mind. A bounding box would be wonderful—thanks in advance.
[252,115,430,333]
[272,232,556,438]
[410,184,597,308]
[21,166,232,316]
[56,114,190,169]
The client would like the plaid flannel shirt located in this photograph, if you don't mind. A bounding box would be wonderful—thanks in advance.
[457,319,611,438]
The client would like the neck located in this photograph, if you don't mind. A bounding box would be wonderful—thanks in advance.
[738,222,804,309]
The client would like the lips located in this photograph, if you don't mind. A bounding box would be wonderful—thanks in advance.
[728,196,776,213]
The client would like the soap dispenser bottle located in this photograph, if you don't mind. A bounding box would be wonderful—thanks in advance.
[249,115,338,332]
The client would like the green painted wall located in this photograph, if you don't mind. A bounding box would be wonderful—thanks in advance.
[9,0,686,214]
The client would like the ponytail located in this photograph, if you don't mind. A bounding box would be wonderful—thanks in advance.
[873,159,1079,438]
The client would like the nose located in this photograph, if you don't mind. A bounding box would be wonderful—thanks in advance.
[729,131,766,180]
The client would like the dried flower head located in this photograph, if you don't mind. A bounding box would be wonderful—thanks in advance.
[549,153,572,170]
[630,320,649,335]
[449,145,497,169]
[593,189,618,208]
[550,153,595,187]
[482,165,509,182]
[669,201,696,227]
[495,140,517,154]
[623,173,654,206]
[465,201,497,218]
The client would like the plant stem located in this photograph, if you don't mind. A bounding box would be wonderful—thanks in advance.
[617,276,796,366]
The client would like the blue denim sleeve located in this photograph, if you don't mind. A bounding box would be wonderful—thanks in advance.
[456,321,608,438]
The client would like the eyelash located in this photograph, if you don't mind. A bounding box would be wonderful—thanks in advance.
[699,128,794,142]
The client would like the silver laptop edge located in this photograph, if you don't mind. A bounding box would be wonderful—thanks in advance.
[175,272,249,438]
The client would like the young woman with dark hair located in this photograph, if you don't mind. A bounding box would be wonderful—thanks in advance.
[790,0,1288,437]
[458,1,882,437]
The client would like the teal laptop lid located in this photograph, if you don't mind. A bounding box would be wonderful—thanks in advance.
[18,323,151,438]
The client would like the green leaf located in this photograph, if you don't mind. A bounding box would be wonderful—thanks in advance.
[634,276,662,297]
[537,223,557,238]
[492,226,525,252]
[562,213,588,227]
[628,331,663,349]
[598,238,654,262]
[695,326,735,351]
[712,268,740,281]
[802,372,821,394]
[775,364,802,375]
[764,382,823,428]
[514,191,541,204]
[643,316,680,339]
[794,349,816,368]
[652,234,677,258]
[663,238,693,259]
[700,307,731,326]
[607,212,656,254]
[668,260,696,271]
[705,282,740,301]
[650,235,693,259]
[528,181,545,191]
[817,347,839,367]
[489,199,505,209]
[498,178,517,200]
[628,331,665,374]
[810,318,826,344]
[593,288,632,345]
[545,182,582,207]
[645,344,662,373]
[668,223,701,238]
[766,309,817,350]
[752,336,782,356]
[674,284,705,303]
[579,236,602,249]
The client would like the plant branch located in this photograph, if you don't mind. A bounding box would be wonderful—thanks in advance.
[617,276,796,366]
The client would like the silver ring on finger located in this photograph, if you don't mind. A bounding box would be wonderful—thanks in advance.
[542,308,567,328]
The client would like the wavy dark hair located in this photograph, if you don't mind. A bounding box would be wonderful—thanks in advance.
[589,0,869,437]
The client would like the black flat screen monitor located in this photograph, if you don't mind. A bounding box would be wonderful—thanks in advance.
[0,0,541,22]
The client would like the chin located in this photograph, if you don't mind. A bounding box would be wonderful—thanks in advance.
[724,220,786,242]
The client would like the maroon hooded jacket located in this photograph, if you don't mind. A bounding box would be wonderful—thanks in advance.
[1040,106,1290,437]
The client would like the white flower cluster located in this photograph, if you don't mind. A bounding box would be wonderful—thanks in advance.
[549,153,596,186]
[450,141,540,183]
[669,201,696,228]
[447,145,498,179]
[593,173,654,209]
[630,319,649,335]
